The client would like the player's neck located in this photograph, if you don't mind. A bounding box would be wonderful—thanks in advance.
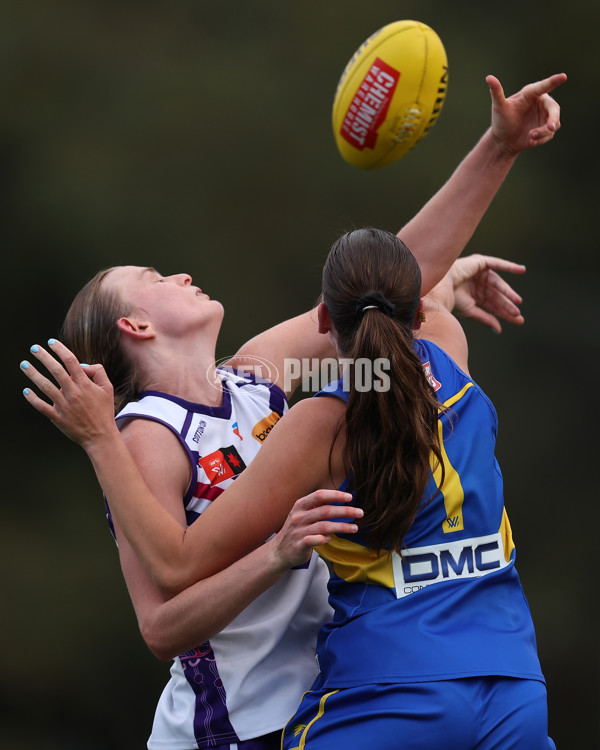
[137,341,224,407]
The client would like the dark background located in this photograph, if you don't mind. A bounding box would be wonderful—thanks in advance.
[2,1,597,748]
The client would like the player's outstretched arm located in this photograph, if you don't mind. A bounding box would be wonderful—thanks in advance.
[20,341,360,602]
[229,74,566,400]
[399,72,567,294]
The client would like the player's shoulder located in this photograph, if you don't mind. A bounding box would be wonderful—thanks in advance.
[298,391,346,415]
[116,394,188,448]
[271,394,345,441]
[415,336,466,378]
[118,413,182,450]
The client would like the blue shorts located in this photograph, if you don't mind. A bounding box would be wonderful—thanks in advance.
[236,732,282,750]
[209,730,282,750]
[282,678,555,750]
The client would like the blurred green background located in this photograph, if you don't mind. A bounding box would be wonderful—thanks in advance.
[3,1,597,747]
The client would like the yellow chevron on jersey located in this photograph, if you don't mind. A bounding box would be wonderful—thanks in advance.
[432,382,474,534]
[320,533,395,589]
[499,506,515,562]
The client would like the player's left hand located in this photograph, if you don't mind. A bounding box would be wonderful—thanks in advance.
[267,490,362,571]
[487,72,567,153]
[20,339,117,449]
[451,254,526,333]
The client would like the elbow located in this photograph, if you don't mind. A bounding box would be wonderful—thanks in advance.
[139,615,180,662]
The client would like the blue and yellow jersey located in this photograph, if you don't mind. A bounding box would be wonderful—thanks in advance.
[313,339,544,689]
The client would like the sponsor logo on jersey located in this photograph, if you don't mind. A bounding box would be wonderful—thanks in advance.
[252,411,281,443]
[198,445,246,485]
[192,419,207,443]
[392,532,509,598]
[232,421,243,440]
[340,57,400,151]
[422,360,441,391]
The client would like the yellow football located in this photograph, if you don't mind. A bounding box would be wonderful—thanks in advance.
[332,20,448,169]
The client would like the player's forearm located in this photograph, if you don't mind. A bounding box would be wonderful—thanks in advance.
[140,540,287,660]
[398,127,517,294]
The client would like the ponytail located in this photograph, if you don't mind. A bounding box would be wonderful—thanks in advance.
[343,311,443,553]
[323,228,444,554]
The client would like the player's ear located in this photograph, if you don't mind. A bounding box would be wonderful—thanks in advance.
[413,300,426,330]
[116,317,155,341]
[318,302,341,352]
[317,302,333,334]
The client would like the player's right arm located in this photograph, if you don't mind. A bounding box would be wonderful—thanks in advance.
[118,517,313,660]
[102,420,356,658]
[229,74,566,400]
[399,73,566,293]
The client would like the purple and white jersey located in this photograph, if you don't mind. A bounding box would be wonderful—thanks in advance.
[111,368,332,749]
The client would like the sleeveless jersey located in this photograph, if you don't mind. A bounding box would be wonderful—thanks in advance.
[110,368,333,749]
[311,339,544,690]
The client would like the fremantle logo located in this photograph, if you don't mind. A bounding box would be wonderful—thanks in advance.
[392,533,509,598]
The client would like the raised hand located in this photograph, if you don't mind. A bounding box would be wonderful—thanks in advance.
[451,254,527,333]
[487,72,567,153]
[20,339,117,449]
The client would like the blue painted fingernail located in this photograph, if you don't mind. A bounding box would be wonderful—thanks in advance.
[23,388,30,396]
[30,345,39,354]
[20,361,30,370]
[80,363,89,367]
[48,338,56,346]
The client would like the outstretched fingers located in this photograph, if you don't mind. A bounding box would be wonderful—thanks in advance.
[296,489,354,511]
[487,71,567,153]
[273,490,363,569]
[20,345,69,405]
[296,489,362,525]
[522,72,568,100]
[22,375,61,420]
[302,491,362,545]
[486,74,505,105]
[475,269,526,328]
[485,269,523,306]
[524,74,567,144]
[20,339,116,445]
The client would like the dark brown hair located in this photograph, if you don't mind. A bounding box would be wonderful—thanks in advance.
[323,228,444,553]
[60,267,139,414]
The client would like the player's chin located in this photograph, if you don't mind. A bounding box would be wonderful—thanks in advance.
[210,299,225,317]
